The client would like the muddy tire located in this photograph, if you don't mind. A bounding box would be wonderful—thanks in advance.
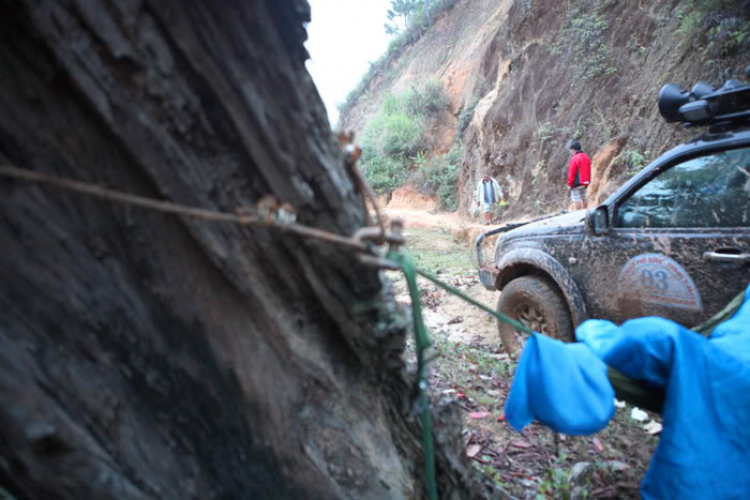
[496,275,574,357]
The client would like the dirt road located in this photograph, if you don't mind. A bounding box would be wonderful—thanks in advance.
[383,207,463,229]
[388,206,658,499]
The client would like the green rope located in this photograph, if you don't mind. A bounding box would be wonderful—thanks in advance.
[387,251,437,500]
[386,250,539,500]
[415,268,537,337]
[387,246,748,493]
[691,289,745,338]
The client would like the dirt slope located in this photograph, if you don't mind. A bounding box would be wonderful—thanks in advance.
[341,0,750,222]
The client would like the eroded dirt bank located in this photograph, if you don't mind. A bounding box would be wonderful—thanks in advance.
[343,0,749,222]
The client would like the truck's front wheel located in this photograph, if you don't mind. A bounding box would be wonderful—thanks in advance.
[496,275,574,357]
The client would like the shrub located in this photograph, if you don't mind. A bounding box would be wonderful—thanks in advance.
[553,7,616,80]
[362,155,407,194]
[421,143,463,210]
[673,0,750,67]
[412,150,429,170]
[411,79,451,115]
[457,98,478,139]
[703,14,750,58]
[435,165,460,211]
[381,112,426,156]
[362,104,425,159]
[623,148,651,175]
[444,141,463,166]
[533,122,554,149]
[359,81,451,194]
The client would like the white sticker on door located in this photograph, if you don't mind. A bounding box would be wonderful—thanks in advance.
[616,253,702,311]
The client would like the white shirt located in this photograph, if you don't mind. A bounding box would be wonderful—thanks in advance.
[475,178,503,206]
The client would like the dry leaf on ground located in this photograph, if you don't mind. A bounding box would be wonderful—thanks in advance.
[592,436,605,453]
[466,444,482,457]
[469,411,490,419]
[510,440,532,449]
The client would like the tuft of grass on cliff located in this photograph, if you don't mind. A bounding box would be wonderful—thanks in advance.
[360,80,462,212]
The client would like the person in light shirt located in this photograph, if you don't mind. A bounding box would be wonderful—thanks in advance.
[475,172,502,225]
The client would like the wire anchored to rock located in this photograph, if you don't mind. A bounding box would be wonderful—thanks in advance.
[0,165,380,253]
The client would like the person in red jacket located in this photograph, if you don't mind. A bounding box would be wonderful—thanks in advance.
[567,140,591,210]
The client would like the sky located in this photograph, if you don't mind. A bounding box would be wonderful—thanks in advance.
[305,0,393,126]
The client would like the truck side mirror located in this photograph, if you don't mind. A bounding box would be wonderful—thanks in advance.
[586,206,610,236]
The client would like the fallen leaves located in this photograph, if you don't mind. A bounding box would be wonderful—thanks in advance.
[463,428,500,464]
[592,436,605,453]
[424,293,442,310]
[510,440,532,449]
[469,411,490,419]
[605,460,630,472]
[466,444,482,458]
[420,288,442,310]
[392,234,656,498]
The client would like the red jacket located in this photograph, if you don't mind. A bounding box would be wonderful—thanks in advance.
[567,151,591,188]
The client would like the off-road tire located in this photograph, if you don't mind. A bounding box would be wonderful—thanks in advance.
[496,275,574,357]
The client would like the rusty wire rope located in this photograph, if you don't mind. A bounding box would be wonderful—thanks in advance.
[0,162,538,500]
[0,165,376,252]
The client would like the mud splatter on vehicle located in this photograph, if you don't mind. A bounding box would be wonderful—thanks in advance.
[479,71,750,356]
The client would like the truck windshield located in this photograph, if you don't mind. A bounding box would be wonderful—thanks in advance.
[617,147,750,229]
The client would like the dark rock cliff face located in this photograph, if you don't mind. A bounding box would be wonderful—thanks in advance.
[340,0,750,220]
[0,1,499,498]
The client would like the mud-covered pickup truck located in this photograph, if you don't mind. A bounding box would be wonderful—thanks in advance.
[478,73,750,355]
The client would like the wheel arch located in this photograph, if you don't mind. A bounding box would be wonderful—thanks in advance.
[495,248,589,328]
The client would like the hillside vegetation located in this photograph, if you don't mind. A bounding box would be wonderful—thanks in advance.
[360,81,465,210]
[340,0,750,220]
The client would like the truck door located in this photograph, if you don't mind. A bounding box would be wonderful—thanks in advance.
[586,146,750,326]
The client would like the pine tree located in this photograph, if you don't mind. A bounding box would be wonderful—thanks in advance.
[385,0,428,35]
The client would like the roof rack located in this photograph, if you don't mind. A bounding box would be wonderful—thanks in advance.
[659,66,750,128]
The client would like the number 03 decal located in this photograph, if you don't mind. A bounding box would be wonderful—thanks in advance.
[641,269,669,291]
[616,253,702,311]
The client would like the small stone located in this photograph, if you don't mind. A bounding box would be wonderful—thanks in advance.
[604,460,630,472]
[570,461,591,483]
[630,407,648,421]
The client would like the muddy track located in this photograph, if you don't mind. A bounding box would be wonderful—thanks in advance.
[392,219,660,499]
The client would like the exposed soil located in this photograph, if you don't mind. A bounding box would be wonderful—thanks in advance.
[382,185,492,232]
[388,205,660,499]
[343,0,750,225]
[387,186,440,210]
[384,208,461,229]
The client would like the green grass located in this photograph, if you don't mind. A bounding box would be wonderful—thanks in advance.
[411,248,474,275]
[622,148,651,176]
[414,142,464,210]
[431,336,509,374]
[360,81,451,194]
[457,98,478,139]
[552,7,617,80]
[674,0,750,63]
[402,228,475,274]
